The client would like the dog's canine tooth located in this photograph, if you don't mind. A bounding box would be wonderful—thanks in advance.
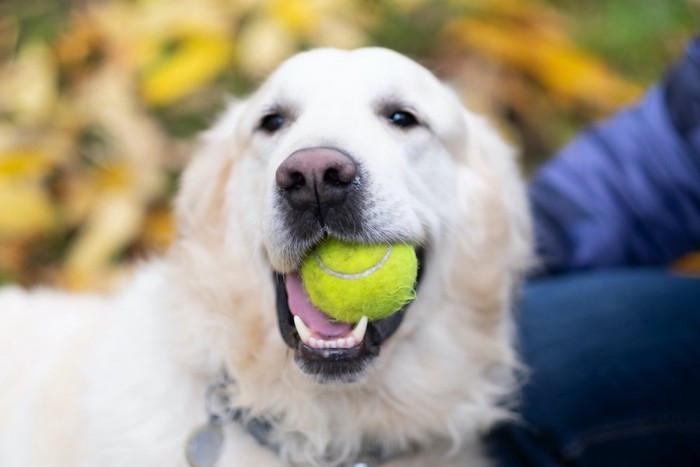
[351,316,368,343]
[293,316,313,344]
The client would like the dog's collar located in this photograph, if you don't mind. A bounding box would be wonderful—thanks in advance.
[185,368,402,467]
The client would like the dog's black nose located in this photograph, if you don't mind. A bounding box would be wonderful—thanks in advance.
[276,147,358,212]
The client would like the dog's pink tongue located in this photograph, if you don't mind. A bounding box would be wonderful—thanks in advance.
[285,273,352,337]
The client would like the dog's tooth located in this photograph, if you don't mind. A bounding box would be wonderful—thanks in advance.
[293,316,313,344]
[296,315,366,349]
[351,316,368,343]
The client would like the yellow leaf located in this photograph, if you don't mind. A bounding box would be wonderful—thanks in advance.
[0,148,57,240]
[259,0,368,49]
[457,0,561,23]
[95,164,134,191]
[142,206,175,253]
[140,32,233,106]
[0,180,55,240]
[268,0,323,35]
[447,17,641,110]
[0,149,54,180]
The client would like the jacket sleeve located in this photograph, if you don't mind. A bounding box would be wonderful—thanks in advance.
[529,37,700,275]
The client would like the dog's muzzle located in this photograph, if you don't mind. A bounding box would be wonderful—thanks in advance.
[270,147,425,382]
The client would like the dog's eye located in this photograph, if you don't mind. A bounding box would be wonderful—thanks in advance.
[387,110,419,129]
[259,113,286,133]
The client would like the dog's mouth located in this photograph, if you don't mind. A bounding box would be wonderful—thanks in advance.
[274,248,424,383]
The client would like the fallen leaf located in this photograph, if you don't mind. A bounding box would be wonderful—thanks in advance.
[140,31,233,106]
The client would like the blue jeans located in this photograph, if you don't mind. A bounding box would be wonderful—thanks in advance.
[486,268,700,466]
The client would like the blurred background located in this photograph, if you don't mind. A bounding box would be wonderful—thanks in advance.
[0,0,697,289]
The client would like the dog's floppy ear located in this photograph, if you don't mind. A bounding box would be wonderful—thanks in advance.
[175,101,246,241]
[448,110,533,302]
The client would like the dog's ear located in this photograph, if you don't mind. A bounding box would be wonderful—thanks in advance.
[448,110,533,303]
[175,101,246,241]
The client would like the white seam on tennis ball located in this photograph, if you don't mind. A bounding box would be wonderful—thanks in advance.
[313,244,392,280]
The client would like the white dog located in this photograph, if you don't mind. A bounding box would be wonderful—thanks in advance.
[0,48,531,466]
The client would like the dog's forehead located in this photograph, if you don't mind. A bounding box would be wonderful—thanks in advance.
[263,48,443,100]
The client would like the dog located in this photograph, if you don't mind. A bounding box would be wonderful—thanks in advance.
[0,48,531,466]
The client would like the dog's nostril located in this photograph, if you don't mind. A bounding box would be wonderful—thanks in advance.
[276,166,307,192]
[288,171,305,190]
[324,168,344,187]
[324,169,339,186]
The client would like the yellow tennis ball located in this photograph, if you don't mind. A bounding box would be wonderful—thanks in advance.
[300,238,418,323]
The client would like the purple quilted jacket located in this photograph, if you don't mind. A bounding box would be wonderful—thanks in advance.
[530,37,700,275]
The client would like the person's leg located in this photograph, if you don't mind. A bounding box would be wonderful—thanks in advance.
[486,268,700,466]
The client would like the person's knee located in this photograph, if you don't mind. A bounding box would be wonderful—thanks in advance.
[488,269,700,466]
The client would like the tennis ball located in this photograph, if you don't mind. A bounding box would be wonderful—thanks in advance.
[300,238,418,323]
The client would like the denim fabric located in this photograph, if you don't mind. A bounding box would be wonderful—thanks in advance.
[485,269,700,466]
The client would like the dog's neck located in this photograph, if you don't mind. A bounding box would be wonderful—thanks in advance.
[185,368,410,467]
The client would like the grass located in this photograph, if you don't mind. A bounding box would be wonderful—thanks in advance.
[551,0,699,83]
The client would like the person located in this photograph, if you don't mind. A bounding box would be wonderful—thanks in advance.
[486,36,700,466]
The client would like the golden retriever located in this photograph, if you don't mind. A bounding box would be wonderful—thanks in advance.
[0,48,531,466]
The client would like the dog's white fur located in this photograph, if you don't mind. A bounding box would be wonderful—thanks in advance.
[0,48,531,466]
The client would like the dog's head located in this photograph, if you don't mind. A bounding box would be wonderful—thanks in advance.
[174,48,531,391]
